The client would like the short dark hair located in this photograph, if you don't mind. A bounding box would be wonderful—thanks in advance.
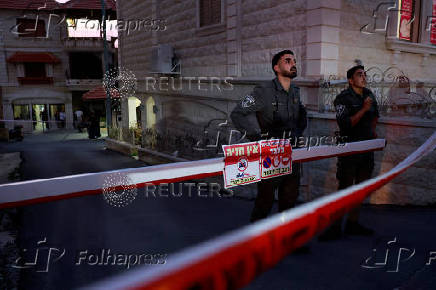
[347,65,365,79]
[272,50,294,75]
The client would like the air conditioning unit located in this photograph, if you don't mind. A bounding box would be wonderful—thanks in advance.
[150,44,180,74]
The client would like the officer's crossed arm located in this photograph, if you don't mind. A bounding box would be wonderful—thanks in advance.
[334,97,372,131]
[230,88,264,141]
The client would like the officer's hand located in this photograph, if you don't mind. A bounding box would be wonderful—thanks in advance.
[363,97,372,112]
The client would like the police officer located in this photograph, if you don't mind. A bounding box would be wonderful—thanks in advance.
[320,65,379,240]
[231,50,307,222]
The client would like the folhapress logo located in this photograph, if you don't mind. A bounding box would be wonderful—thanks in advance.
[12,237,65,273]
[361,237,436,272]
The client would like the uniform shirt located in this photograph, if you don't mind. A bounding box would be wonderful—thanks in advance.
[334,87,379,142]
[231,78,307,140]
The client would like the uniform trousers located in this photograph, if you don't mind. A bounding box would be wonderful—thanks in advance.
[250,163,301,222]
[337,152,374,222]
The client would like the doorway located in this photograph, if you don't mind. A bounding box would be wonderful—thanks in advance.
[32,104,48,131]
[49,104,65,128]
[146,97,156,129]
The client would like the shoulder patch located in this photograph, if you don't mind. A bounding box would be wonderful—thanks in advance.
[335,104,346,118]
[241,94,256,108]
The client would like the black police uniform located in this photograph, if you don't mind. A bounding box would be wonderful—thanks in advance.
[334,87,379,190]
[231,78,307,222]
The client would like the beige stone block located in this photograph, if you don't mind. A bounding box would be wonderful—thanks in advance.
[305,87,320,107]
[227,4,237,17]
[306,43,322,60]
[308,185,330,200]
[227,16,237,29]
[378,125,434,147]
[307,26,322,44]
[321,59,338,76]
[307,43,339,60]
[375,144,436,169]
[227,40,237,53]
[227,29,237,41]
[370,183,436,205]
[307,167,338,191]
[305,59,322,77]
[308,26,340,44]
[241,50,270,64]
[381,165,436,191]
[306,8,341,27]
[241,63,272,77]
[227,52,238,65]
[227,65,238,76]
[307,0,341,10]
[277,32,294,48]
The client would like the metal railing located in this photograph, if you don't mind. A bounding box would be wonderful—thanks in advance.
[108,122,233,160]
[320,66,436,119]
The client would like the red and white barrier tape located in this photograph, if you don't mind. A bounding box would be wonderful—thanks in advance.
[0,119,70,124]
[0,139,385,209]
[82,132,435,290]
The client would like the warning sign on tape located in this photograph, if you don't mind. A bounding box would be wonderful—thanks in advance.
[260,139,292,179]
[222,142,261,188]
[0,139,387,209]
[83,133,434,290]
[223,139,292,188]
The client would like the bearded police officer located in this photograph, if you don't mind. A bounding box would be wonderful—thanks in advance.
[230,50,307,222]
[320,65,379,240]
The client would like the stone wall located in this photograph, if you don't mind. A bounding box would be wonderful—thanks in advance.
[337,0,436,81]
[115,0,436,205]
[117,0,308,79]
[0,8,101,129]
[306,113,436,205]
[240,0,307,77]
[0,10,67,85]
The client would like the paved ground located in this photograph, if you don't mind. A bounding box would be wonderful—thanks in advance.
[0,131,435,290]
[0,152,21,183]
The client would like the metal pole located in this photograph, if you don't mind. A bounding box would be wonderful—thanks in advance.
[101,0,112,129]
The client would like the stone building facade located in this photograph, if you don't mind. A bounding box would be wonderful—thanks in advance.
[0,0,117,132]
[116,0,436,205]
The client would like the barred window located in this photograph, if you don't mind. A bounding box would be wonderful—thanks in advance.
[24,63,46,77]
[199,0,222,27]
[397,0,436,44]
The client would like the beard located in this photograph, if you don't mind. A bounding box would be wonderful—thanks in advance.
[283,69,297,79]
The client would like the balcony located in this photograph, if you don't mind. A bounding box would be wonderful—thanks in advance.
[62,38,115,50]
[66,79,102,87]
[18,77,53,85]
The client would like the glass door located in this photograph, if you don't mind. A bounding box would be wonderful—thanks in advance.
[32,104,48,132]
